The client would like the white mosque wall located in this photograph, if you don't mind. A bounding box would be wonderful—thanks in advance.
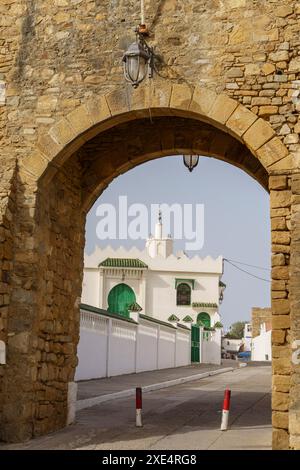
[201,328,222,365]
[75,307,192,381]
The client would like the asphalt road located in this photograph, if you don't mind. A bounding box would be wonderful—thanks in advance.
[0,364,271,450]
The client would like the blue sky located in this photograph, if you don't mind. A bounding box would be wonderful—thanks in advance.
[85,155,271,329]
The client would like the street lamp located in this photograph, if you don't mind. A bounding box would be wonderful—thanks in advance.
[183,155,200,172]
[122,33,153,88]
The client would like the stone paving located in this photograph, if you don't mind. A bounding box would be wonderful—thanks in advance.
[0,364,271,450]
[77,360,238,400]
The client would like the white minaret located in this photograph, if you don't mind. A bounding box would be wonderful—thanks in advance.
[146,209,173,258]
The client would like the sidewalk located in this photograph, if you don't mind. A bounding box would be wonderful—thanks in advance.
[77,360,238,410]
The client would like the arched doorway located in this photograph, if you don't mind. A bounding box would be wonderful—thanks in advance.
[197,312,211,329]
[1,83,294,449]
[107,283,136,318]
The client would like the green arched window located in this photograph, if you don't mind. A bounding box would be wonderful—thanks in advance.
[197,312,211,329]
[107,283,136,318]
[176,283,191,306]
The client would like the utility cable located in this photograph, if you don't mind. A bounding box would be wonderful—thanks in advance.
[224,259,271,283]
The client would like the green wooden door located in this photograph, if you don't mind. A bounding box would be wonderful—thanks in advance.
[191,325,200,363]
[107,283,136,318]
[197,312,211,329]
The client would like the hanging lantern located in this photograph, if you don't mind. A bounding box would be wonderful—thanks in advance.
[122,38,151,88]
[183,155,200,172]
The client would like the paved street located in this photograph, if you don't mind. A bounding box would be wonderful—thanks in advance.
[0,364,271,450]
[77,361,237,401]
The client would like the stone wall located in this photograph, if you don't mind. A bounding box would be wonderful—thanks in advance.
[0,0,299,449]
[252,307,272,338]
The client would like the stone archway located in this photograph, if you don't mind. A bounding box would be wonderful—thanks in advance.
[0,83,297,449]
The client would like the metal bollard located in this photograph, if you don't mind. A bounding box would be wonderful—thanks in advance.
[136,387,143,427]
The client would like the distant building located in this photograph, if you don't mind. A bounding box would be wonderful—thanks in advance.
[222,337,243,360]
[242,322,252,352]
[251,307,272,362]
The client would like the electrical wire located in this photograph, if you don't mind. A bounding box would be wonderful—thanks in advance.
[224,258,271,272]
[224,259,271,283]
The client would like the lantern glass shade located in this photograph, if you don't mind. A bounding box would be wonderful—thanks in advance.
[183,154,200,172]
[123,41,150,88]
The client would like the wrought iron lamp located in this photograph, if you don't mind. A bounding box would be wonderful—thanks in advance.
[122,1,158,88]
[183,155,200,172]
[122,32,154,88]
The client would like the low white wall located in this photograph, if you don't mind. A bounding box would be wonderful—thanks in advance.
[201,328,221,365]
[251,329,272,361]
[136,320,158,372]
[75,307,191,381]
[75,312,108,381]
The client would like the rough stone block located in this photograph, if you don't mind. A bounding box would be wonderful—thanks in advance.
[270,190,291,209]
[272,330,286,344]
[257,137,289,168]
[208,94,238,125]
[272,266,289,280]
[243,118,275,151]
[49,119,75,146]
[170,83,193,111]
[105,88,130,116]
[272,315,290,329]
[85,96,111,125]
[66,105,94,137]
[272,411,289,429]
[272,299,290,315]
[189,86,217,117]
[226,104,257,137]
[273,428,289,450]
[272,231,290,245]
[269,176,287,189]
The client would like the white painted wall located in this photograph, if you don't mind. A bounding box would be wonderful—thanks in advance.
[158,326,176,369]
[201,328,222,365]
[75,312,108,381]
[251,324,272,361]
[109,320,136,376]
[75,307,191,381]
[136,320,158,372]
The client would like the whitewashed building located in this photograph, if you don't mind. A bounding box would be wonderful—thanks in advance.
[76,214,226,380]
[251,322,272,362]
[82,215,225,329]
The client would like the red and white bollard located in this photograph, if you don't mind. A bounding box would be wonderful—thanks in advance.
[136,387,143,427]
[220,389,231,431]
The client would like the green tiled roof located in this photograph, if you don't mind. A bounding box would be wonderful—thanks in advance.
[168,314,180,322]
[192,302,218,309]
[99,258,148,269]
[182,315,193,323]
[219,281,226,287]
[128,302,142,312]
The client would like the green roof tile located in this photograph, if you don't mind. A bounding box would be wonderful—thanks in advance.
[99,258,148,269]
[182,315,193,322]
[128,302,142,312]
[192,302,218,309]
[168,314,180,322]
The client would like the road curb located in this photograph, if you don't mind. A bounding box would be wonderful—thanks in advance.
[76,367,235,411]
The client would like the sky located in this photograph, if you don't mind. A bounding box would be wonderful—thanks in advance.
[85,155,271,329]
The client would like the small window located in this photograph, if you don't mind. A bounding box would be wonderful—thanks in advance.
[176,283,191,306]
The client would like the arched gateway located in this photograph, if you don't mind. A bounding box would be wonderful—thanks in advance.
[0,1,299,450]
